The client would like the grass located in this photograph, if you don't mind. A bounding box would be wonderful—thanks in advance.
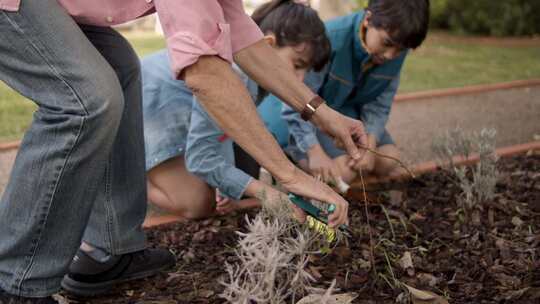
[0,32,165,142]
[1,31,539,141]
[123,31,166,57]
[399,35,540,92]
[0,90,35,142]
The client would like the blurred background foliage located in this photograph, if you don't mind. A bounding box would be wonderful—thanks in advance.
[355,0,540,36]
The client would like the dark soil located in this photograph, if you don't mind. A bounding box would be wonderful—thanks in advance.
[68,153,540,304]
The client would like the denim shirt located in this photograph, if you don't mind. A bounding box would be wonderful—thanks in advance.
[184,101,252,200]
[142,50,263,199]
[274,10,406,153]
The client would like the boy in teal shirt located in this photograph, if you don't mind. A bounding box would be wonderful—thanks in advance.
[259,0,430,184]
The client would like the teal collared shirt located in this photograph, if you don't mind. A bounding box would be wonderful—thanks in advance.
[317,10,405,115]
[260,10,407,152]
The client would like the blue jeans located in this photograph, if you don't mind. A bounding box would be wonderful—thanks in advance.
[0,0,147,297]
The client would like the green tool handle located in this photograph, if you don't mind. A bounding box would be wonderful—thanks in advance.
[288,194,322,220]
[328,204,336,213]
[288,194,351,235]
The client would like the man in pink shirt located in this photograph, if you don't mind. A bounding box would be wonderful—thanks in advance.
[0,0,367,301]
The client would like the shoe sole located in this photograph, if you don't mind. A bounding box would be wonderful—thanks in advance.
[60,261,175,297]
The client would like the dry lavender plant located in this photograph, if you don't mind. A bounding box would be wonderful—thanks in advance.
[464,128,498,206]
[432,127,499,214]
[220,193,339,304]
[431,126,474,168]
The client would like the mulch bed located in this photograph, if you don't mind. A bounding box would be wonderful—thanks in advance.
[70,152,540,304]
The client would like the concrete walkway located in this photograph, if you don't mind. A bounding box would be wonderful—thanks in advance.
[1,85,539,197]
[0,149,16,197]
[388,86,540,164]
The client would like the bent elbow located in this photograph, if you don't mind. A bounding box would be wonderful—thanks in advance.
[184,55,230,95]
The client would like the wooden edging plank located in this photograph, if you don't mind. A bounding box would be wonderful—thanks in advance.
[0,140,22,152]
[353,140,540,187]
[144,141,540,228]
[395,79,540,102]
[2,79,540,152]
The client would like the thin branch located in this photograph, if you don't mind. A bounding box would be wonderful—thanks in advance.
[358,167,377,277]
[360,145,416,179]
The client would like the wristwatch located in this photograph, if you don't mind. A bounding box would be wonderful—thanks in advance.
[301,95,325,121]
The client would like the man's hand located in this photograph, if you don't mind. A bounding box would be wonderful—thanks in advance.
[311,104,368,162]
[244,179,307,223]
[307,144,342,184]
[276,167,349,228]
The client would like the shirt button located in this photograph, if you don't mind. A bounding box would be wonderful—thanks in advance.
[146,0,152,3]
[106,16,114,23]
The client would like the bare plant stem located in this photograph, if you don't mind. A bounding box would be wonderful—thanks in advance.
[383,249,398,289]
[381,205,396,241]
[359,145,416,179]
[358,167,377,278]
[378,273,395,290]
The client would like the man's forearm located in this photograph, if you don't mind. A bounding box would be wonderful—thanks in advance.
[234,40,315,112]
[235,40,367,160]
[184,55,296,181]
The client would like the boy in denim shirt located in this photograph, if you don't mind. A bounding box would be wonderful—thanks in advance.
[259,0,430,184]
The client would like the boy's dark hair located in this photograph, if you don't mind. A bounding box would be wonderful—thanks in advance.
[366,0,430,49]
[251,0,330,71]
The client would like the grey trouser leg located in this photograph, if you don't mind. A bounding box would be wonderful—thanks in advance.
[0,0,146,297]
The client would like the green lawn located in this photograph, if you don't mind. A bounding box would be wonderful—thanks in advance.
[0,89,36,142]
[0,32,165,142]
[400,37,540,92]
[1,31,539,141]
[124,31,166,57]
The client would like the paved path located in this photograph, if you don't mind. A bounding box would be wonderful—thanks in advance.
[387,86,540,164]
[1,86,539,197]
[0,150,16,197]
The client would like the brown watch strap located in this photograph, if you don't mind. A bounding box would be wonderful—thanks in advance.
[301,95,325,121]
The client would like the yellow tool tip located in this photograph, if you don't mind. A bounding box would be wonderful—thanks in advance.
[306,216,336,243]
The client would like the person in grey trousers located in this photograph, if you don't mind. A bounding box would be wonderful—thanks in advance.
[0,0,368,302]
[0,1,174,302]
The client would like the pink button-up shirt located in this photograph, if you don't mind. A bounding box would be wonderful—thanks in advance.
[0,0,263,77]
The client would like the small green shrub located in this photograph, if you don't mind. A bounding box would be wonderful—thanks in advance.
[430,0,451,29]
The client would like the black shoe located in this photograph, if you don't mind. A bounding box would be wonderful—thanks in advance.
[0,289,56,304]
[61,248,175,297]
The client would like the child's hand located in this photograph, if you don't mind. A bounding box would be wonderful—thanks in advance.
[215,190,235,215]
[351,150,375,173]
[307,144,342,184]
[348,133,376,173]
[215,189,262,215]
